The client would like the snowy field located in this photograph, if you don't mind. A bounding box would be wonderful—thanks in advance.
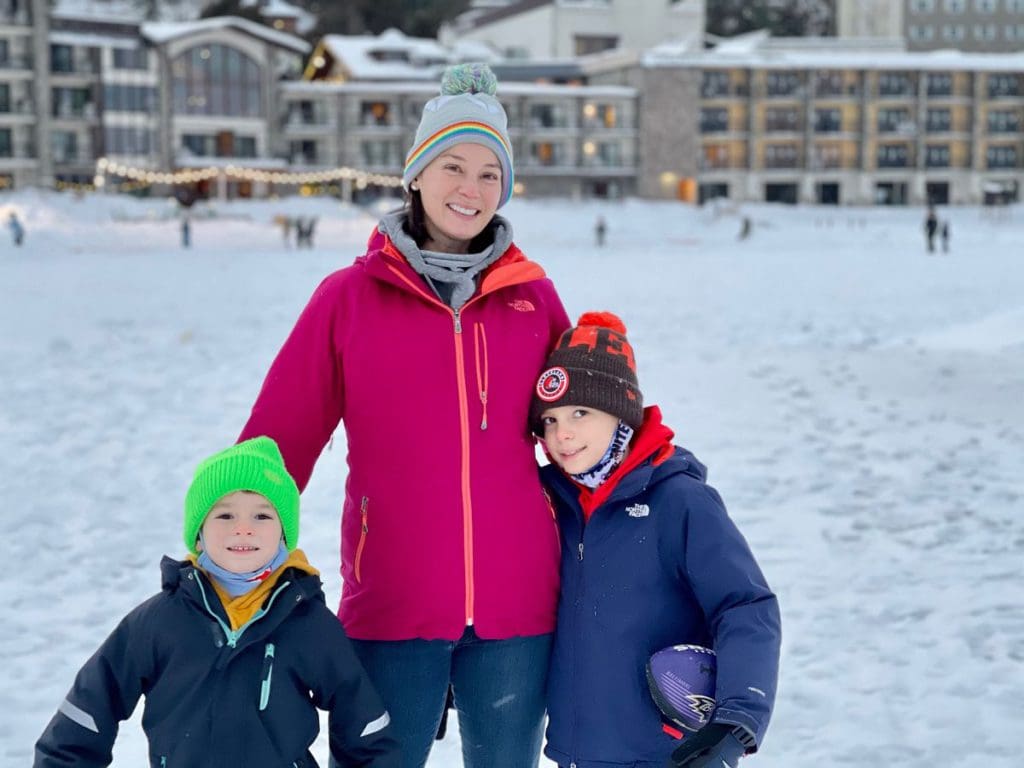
[2,189,1022,768]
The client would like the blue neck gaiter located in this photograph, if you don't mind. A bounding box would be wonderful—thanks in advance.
[196,539,289,598]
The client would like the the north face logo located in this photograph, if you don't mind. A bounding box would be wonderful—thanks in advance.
[626,503,649,518]
[508,299,535,312]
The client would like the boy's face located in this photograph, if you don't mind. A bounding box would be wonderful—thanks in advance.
[198,491,283,573]
[540,405,620,474]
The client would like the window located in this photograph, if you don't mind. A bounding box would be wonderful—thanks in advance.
[702,144,730,170]
[814,109,841,132]
[878,73,912,97]
[1007,24,1024,39]
[103,126,153,155]
[360,101,391,126]
[926,109,951,132]
[289,140,318,164]
[0,83,8,113]
[701,71,730,98]
[925,145,950,167]
[172,44,262,117]
[814,72,845,97]
[909,25,936,41]
[529,103,567,129]
[1008,0,1024,12]
[0,128,11,158]
[765,108,799,132]
[51,130,78,163]
[573,35,618,56]
[877,108,911,133]
[988,74,1021,97]
[52,87,93,118]
[103,84,156,113]
[943,0,966,12]
[877,144,910,167]
[361,139,400,166]
[529,141,565,166]
[909,0,935,11]
[766,72,801,97]
[764,144,799,168]
[941,24,966,40]
[987,110,1021,133]
[927,73,952,97]
[812,144,843,169]
[986,145,1018,168]
[50,44,73,73]
[699,108,728,133]
[112,47,148,70]
[973,0,996,11]
[973,24,997,40]
[235,136,256,158]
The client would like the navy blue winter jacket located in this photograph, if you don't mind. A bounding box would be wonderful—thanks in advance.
[34,556,399,768]
[542,408,781,768]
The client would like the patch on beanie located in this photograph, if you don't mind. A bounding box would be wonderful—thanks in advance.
[536,366,569,402]
[441,63,498,96]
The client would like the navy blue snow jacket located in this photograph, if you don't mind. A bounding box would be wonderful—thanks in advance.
[34,555,399,768]
[542,407,781,768]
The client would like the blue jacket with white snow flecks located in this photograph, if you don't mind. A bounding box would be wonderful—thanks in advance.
[542,407,781,768]
[34,556,398,768]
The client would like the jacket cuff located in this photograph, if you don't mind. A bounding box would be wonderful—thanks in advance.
[710,708,761,752]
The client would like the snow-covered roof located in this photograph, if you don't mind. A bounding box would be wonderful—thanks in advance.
[317,28,455,81]
[49,30,143,50]
[142,16,310,54]
[51,0,145,23]
[646,32,1024,72]
[281,79,636,98]
[241,0,318,35]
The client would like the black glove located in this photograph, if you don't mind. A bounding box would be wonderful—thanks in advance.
[667,724,747,768]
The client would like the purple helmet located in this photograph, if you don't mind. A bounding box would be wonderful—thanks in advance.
[646,644,717,733]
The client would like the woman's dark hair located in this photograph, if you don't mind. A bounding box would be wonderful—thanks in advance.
[403,190,497,252]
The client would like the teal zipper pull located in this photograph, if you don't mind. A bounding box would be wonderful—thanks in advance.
[259,643,275,711]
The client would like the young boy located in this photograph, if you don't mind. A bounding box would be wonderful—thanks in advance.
[34,437,399,768]
[530,313,782,768]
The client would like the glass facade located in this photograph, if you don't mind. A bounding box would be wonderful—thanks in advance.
[172,44,262,117]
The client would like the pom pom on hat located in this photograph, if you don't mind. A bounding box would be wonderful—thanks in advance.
[576,311,627,336]
[183,437,300,555]
[404,62,514,208]
[440,63,498,96]
[530,310,643,433]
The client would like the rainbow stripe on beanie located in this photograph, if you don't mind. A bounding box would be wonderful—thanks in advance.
[404,120,514,208]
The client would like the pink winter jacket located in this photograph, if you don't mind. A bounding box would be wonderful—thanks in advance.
[240,226,570,641]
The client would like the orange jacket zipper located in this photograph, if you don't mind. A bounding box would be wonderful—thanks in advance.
[355,496,369,583]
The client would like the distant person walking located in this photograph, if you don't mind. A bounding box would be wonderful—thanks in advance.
[181,214,191,249]
[941,220,951,253]
[7,211,24,246]
[738,215,752,240]
[924,206,938,253]
[594,215,607,247]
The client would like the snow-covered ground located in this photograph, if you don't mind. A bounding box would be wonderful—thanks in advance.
[2,189,1022,767]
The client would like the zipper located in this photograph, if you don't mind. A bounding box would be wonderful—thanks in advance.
[452,307,475,625]
[473,322,489,430]
[193,571,292,648]
[355,496,369,583]
[259,643,275,711]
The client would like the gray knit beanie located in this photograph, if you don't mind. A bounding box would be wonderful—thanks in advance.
[403,63,514,208]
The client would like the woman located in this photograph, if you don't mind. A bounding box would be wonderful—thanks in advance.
[239,63,569,768]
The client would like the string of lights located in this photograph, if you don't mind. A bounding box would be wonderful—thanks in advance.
[94,158,403,189]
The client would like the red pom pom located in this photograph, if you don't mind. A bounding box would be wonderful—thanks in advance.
[576,311,627,335]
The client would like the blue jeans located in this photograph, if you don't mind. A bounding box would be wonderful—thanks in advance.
[350,627,551,768]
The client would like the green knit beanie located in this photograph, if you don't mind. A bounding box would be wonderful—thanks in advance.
[183,436,300,555]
